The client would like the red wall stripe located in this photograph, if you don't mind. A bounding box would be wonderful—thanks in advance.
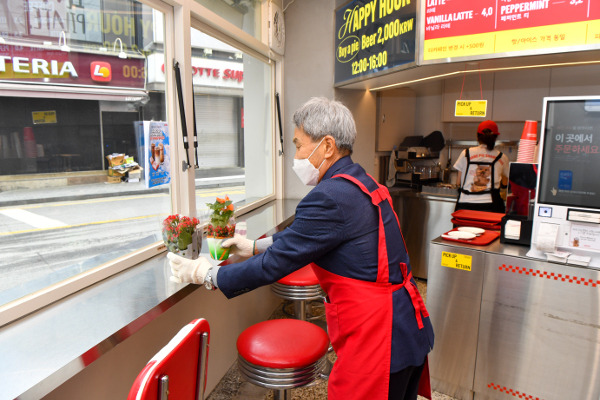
[488,382,542,400]
[499,264,599,287]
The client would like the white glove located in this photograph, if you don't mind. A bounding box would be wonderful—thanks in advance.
[168,253,212,284]
[221,236,255,258]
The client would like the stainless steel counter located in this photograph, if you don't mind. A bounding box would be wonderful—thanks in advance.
[390,187,457,279]
[0,199,299,400]
[427,238,600,400]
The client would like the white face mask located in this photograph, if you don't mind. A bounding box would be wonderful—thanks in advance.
[292,138,326,186]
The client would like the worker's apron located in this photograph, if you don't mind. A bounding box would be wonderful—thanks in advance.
[311,172,431,400]
[456,148,504,212]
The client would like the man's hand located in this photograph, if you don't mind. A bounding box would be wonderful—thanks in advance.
[221,236,254,258]
[168,253,212,284]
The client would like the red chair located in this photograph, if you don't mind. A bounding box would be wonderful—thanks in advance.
[128,319,210,400]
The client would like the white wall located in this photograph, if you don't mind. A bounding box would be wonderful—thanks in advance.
[282,0,378,191]
[336,89,378,176]
[282,0,336,199]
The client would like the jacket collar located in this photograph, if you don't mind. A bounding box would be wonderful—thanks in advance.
[321,155,353,182]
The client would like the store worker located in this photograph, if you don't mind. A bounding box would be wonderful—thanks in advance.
[453,120,509,213]
[168,97,434,400]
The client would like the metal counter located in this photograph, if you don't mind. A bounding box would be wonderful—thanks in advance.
[390,188,456,279]
[427,238,600,400]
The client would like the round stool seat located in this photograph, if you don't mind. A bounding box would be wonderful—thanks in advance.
[237,319,329,369]
[277,265,319,286]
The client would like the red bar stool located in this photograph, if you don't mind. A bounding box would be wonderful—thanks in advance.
[237,319,329,400]
[271,264,325,321]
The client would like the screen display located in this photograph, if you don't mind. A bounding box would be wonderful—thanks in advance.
[538,99,600,209]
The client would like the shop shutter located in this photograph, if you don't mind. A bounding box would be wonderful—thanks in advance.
[194,95,239,168]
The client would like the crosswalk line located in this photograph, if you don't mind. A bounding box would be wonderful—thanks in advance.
[0,208,68,229]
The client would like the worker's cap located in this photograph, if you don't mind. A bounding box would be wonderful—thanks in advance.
[477,120,499,135]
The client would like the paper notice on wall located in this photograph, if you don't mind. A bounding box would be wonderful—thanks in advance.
[535,222,559,252]
[143,121,171,188]
[570,223,600,251]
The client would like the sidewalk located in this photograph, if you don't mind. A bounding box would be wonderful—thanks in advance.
[0,168,245,207]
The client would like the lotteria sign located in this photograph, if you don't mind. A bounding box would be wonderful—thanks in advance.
[0,44,146,89]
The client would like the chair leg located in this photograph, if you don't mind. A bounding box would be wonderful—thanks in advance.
[294,300,306,320]
[274,389,291,400]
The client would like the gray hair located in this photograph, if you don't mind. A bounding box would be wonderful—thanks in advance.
[292,97,356,153]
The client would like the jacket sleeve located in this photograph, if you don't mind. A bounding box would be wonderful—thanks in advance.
[216,186,347,298]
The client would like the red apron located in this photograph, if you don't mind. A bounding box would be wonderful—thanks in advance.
[311,173,431,400]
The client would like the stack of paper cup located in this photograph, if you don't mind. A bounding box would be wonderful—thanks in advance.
[23,127,37,158]
[517,120,537,163]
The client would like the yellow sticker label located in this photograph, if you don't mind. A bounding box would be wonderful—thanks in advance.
[455,100,487,118]
[32,110,57,124]
[441,251,472,271]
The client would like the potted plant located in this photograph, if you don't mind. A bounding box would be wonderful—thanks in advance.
[206,195,236,260]
[162,214,202,259]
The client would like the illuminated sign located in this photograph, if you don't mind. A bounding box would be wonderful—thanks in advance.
[147,54,244,89]
[422,0,600,63]
[0,44,145,89]
[335,0,417,84]
[91,61,112,82]
[0,55,78,78]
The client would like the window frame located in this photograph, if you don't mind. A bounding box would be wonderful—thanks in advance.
[0,0,283,328]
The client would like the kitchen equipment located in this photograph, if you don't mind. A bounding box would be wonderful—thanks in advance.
[407,147,430,158]
[422,131,445,156]
[387,132,446,188]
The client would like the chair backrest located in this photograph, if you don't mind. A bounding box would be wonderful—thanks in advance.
[128,318,210,400]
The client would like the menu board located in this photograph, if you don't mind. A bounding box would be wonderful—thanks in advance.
[538,99,600,210]
[422,0,600,63]
[335,0,416,84]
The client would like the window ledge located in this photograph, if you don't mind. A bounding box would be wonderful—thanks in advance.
[0,199,299,400]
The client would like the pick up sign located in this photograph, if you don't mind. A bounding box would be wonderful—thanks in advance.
[455,100,487,117]
[441,251,472,271]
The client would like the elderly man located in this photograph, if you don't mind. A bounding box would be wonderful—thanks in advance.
[168,97,434,400]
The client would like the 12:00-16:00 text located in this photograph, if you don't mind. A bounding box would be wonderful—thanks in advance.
[352,51,388,75]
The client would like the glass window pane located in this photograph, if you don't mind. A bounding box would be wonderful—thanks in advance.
[193,0,262,40]
[0,0,171,307]
[190,28,274,211]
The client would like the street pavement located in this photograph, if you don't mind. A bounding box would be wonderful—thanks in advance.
[0,167,245,207]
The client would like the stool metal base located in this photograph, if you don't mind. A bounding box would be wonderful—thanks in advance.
[237,355,328,391]
[271,283,325,321]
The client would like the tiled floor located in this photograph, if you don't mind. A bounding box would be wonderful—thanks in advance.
[206,279,457,400]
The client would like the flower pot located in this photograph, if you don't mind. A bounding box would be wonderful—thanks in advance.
[206,237,231,260]
[163,230,202,259]
[162,214,202,259]
[207,221,235,261]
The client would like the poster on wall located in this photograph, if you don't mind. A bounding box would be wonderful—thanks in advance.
[335,0,416,85]
[143,121,171,188]
[421,0,600,63]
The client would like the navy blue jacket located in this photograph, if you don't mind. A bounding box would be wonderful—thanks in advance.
[217,156,434,372]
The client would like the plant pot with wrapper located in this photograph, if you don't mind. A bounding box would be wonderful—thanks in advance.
[162,214,202,259]
[206,195,236,260]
